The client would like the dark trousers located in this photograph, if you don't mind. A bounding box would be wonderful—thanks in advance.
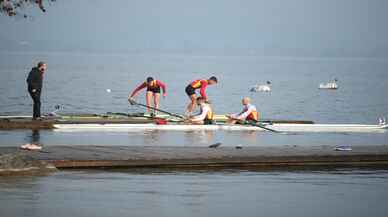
[28,88,41,119]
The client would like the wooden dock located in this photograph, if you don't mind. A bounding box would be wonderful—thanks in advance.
[0,117,153,130]
[0,115,314,130]
[1,145,388,171]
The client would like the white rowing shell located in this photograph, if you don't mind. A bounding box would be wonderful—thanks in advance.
[53,123,388,133]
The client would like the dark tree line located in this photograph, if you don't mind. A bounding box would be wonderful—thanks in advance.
[0,0,56,17]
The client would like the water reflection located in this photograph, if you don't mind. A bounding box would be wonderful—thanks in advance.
[142,130,161,145]
[240,131,260,142]
[184,131,215,146]
[25,130,41,146]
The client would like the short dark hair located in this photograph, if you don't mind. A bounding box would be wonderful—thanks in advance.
[209,76,218,83]
[146,77,154,83]
[37,61,45,68]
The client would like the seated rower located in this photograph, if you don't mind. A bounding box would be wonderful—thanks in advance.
[226,97,259,124]
[187,97,214,125]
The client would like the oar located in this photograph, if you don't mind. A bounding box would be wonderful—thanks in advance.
[129,99,185,119]
[247,121,280,133]
[226,115,280,133]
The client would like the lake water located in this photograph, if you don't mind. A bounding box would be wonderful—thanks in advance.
[1,169,388,217]
[0,51,387,147]
[1,52,388,217]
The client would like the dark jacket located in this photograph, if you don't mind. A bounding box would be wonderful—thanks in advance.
[26,67,43,90]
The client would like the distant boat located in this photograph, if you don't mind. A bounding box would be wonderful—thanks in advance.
[250,81,272,92]
[319,79,338,90]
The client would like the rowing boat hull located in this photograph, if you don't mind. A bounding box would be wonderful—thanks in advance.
[53,123,388,133]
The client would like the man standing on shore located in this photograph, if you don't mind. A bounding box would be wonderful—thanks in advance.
[26,61,47,120]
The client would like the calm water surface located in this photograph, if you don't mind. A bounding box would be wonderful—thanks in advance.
[0,51,387,147]
[1,169,388,217]
[1,52,388,217]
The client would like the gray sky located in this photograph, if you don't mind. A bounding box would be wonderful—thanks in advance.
[1,0,388,56]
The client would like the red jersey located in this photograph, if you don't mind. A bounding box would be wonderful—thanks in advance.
[190,79,209,99]
[130,80,166,97]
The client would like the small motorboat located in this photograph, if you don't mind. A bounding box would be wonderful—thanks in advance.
[319,79,338,89]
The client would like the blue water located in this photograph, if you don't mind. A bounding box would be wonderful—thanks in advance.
[1,169,388,217]
[0,51,387,147]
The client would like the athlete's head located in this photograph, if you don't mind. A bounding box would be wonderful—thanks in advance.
[146,77,154,85]
[242,97,251,106]
[37,61,47,73]
[208,76,218,85]
[196,96,206,105]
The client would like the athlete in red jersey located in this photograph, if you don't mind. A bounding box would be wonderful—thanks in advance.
[185,76,217,115]
[129,77,167,113]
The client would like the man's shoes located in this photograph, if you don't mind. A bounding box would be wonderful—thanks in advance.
[32,117,43,121]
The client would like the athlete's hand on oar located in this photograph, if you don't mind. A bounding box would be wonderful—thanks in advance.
[184,119,194,124]
[226,114,242,121]
[182,116,192,123]
[225,114,233,119]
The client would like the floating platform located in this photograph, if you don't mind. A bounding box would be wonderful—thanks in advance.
[1,145,388,171]
[0,114,154,130]
[0,113,313,130]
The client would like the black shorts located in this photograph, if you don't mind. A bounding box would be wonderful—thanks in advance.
[147,86,161,93]
[204,118,214,125]
[185,85,196,96]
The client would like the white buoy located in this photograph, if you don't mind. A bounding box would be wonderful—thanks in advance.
[106,89,111,93]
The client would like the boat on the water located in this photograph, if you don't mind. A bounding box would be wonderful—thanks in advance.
[319,79,339,89]
[53,122,388,133]
[0,113,387,133]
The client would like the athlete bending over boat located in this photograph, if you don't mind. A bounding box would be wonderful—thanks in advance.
[129,77,167,114]
[185,76,218,115]
[226,97,259,124]
[187,97,214,125]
